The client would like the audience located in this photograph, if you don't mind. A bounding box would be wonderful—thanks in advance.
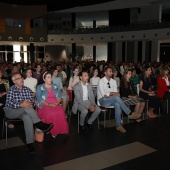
[97,67,140,133]
[4,72,53,154]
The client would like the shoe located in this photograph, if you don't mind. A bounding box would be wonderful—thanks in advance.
[51,135,56,138]
[35,121,53,134]
[27,143,36,155]
[116,126,126,133]
[128,112,141,120]
[79,125,88,134]
[85,122,93,130]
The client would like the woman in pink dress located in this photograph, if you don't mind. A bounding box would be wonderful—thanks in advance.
[36,71,69,138]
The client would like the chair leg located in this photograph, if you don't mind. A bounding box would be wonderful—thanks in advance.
[167,99,168,114]
[104,110,106,128]
[97,117,100,129]
[2,118,5,138]
[5,121,8,147]
[78,111,80,133]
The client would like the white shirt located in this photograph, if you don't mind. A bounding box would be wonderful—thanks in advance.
[24,77,38,93]
[164,76,170,86]
[91,76,100,87]
[81,82,88,101]
[61,71,67,79]
[97,76,118,100]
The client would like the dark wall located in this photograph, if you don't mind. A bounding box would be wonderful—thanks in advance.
[109,8,130,27]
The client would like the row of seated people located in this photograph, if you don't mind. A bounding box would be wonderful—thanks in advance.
[0,64,170,155]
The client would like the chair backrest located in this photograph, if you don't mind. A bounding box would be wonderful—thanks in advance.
[136,84,140,96]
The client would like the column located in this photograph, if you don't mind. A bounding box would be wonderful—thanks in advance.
[71,13,76,29]
[93,20,96,28]
[107,42,116,61]
[30,43,34,64]
[72,43,76,61]
[115,41,122,62]
[142,41,145,63]
[151,40,160,62]
[93,46,96,62]
[134,41,138,64]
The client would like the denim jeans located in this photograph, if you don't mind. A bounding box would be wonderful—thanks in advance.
[99,96,131,126]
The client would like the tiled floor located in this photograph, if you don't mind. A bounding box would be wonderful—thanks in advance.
[1,109,170,170]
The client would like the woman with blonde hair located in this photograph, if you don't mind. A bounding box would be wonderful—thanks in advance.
[156,67,170,99]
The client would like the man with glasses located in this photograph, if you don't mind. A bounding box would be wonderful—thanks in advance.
[4,72,53,155]
[97,67,140,133]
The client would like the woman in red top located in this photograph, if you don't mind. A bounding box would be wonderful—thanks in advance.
[156,67,170,99]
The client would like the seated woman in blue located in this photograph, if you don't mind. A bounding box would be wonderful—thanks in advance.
[36,71,69,138]
[52,69,68,112]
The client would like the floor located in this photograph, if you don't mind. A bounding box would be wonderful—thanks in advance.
[0,107,170,170]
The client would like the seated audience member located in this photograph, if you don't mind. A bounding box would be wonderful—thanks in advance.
[72,71,101,134]
[112,69,120,92]
[52,69,68,112]
[4,72,53,155]
[23,68,38,97]
[68,67,80,90]
[97,67,140,133]
[120,69,145,122]
[36,71,69,138]
[156,67,170,99]
[131,68,140,93]
[33,64,42,85]
[68,66,80,101]
[90,68,100,98]
[139,65,160,118]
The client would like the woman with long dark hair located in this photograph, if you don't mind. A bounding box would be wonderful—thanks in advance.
[139,65,160,118]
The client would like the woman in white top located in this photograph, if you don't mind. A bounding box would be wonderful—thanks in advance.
[112,69,120,92]
[24,68,38,97]
[68,67,80,90]
[90,68,100,97]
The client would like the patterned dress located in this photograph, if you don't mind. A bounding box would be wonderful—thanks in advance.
[37,91,69,137]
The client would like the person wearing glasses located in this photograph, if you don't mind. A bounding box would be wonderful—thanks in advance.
[97,67,140,133]
[4,72,53,155]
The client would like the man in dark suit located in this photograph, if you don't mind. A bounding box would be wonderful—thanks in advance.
[72,71,101,133]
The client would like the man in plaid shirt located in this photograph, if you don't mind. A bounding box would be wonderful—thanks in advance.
[4,72,53,155]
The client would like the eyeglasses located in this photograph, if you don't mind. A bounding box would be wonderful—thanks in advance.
[107,82,111,88]
[14,77,23,81]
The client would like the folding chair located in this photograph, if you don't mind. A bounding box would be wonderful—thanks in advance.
[1,116,22,147]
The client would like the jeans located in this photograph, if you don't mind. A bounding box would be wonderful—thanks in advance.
[99,96,131,126]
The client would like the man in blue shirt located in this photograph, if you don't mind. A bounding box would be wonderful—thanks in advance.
[4,72,53,155]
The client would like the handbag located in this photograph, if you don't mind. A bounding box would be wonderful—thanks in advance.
[35,129,44,142]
